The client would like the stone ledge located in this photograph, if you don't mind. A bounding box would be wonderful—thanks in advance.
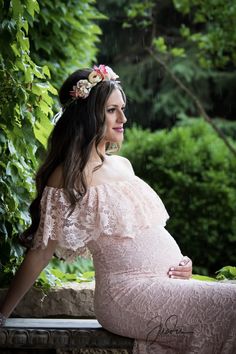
[0,319,134,354]
[0,282,95,318]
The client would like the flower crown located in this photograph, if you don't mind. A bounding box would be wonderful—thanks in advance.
[52,65,119,124]
[69,64,119,99]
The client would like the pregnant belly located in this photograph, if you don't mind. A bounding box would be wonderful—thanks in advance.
[94,226,183,282]
[154,227,183,276]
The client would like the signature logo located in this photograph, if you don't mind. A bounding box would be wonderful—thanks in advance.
[144,314,194,353]
[146,314,194,341]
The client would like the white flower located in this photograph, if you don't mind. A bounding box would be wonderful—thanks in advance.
[105,66,119,80]
[77,80,90,89]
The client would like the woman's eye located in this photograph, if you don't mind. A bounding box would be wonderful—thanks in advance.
[107,108,115,113]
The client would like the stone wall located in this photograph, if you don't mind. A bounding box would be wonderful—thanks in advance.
[0,282,95,318]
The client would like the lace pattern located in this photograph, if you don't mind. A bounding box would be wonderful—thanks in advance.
[32,176,169,261]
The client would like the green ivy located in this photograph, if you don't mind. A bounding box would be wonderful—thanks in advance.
[0,0,55,273]
[0,0,103,286]
[28,0,105,86]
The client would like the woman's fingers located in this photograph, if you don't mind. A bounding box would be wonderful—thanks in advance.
[170,265,192,272]
[168,268,192,278]
[168,256,192,279]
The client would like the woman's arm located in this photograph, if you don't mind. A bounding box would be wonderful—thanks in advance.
[0,239,57,321]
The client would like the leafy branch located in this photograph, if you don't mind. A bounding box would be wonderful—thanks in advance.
[147,47,236,157]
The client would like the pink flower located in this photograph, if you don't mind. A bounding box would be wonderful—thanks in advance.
[93,64,108,80]
[93,64,119,81]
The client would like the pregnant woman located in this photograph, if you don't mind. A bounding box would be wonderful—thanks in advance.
[0,65,235,354]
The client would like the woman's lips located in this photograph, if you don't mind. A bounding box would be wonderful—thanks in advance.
[113,127,124,132]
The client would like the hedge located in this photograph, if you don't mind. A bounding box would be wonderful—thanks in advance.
[121,119,236,275]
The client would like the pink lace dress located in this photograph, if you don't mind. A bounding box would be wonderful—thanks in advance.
[33,175,236,354]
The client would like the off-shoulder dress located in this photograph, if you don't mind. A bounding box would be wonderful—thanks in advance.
[33,175,236,354]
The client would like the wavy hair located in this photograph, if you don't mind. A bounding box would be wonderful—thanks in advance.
[20,68,126,247]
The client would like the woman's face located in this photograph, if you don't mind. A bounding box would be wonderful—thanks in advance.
[103,88,127,144]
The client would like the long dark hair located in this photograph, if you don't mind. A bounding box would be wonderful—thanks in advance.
[20,68,126,247]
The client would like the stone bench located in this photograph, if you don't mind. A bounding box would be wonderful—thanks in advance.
[0,283,134,353]
[0,318,134,353]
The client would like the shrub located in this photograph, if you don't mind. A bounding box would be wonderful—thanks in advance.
[121,119,236,275]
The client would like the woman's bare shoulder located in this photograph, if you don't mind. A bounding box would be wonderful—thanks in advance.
[108,154,135,173]
[47,165,64,188]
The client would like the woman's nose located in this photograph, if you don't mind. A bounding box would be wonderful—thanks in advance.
[118,110,127,123]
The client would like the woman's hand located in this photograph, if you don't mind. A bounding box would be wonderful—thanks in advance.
[168,256,192,280]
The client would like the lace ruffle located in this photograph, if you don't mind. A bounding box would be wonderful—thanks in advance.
[32,176,169,261]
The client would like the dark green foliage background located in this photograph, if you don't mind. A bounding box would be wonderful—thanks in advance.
[96,0,236,130]
[121,120,236,275]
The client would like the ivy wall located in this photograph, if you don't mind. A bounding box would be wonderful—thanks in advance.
[0,0,103,285]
